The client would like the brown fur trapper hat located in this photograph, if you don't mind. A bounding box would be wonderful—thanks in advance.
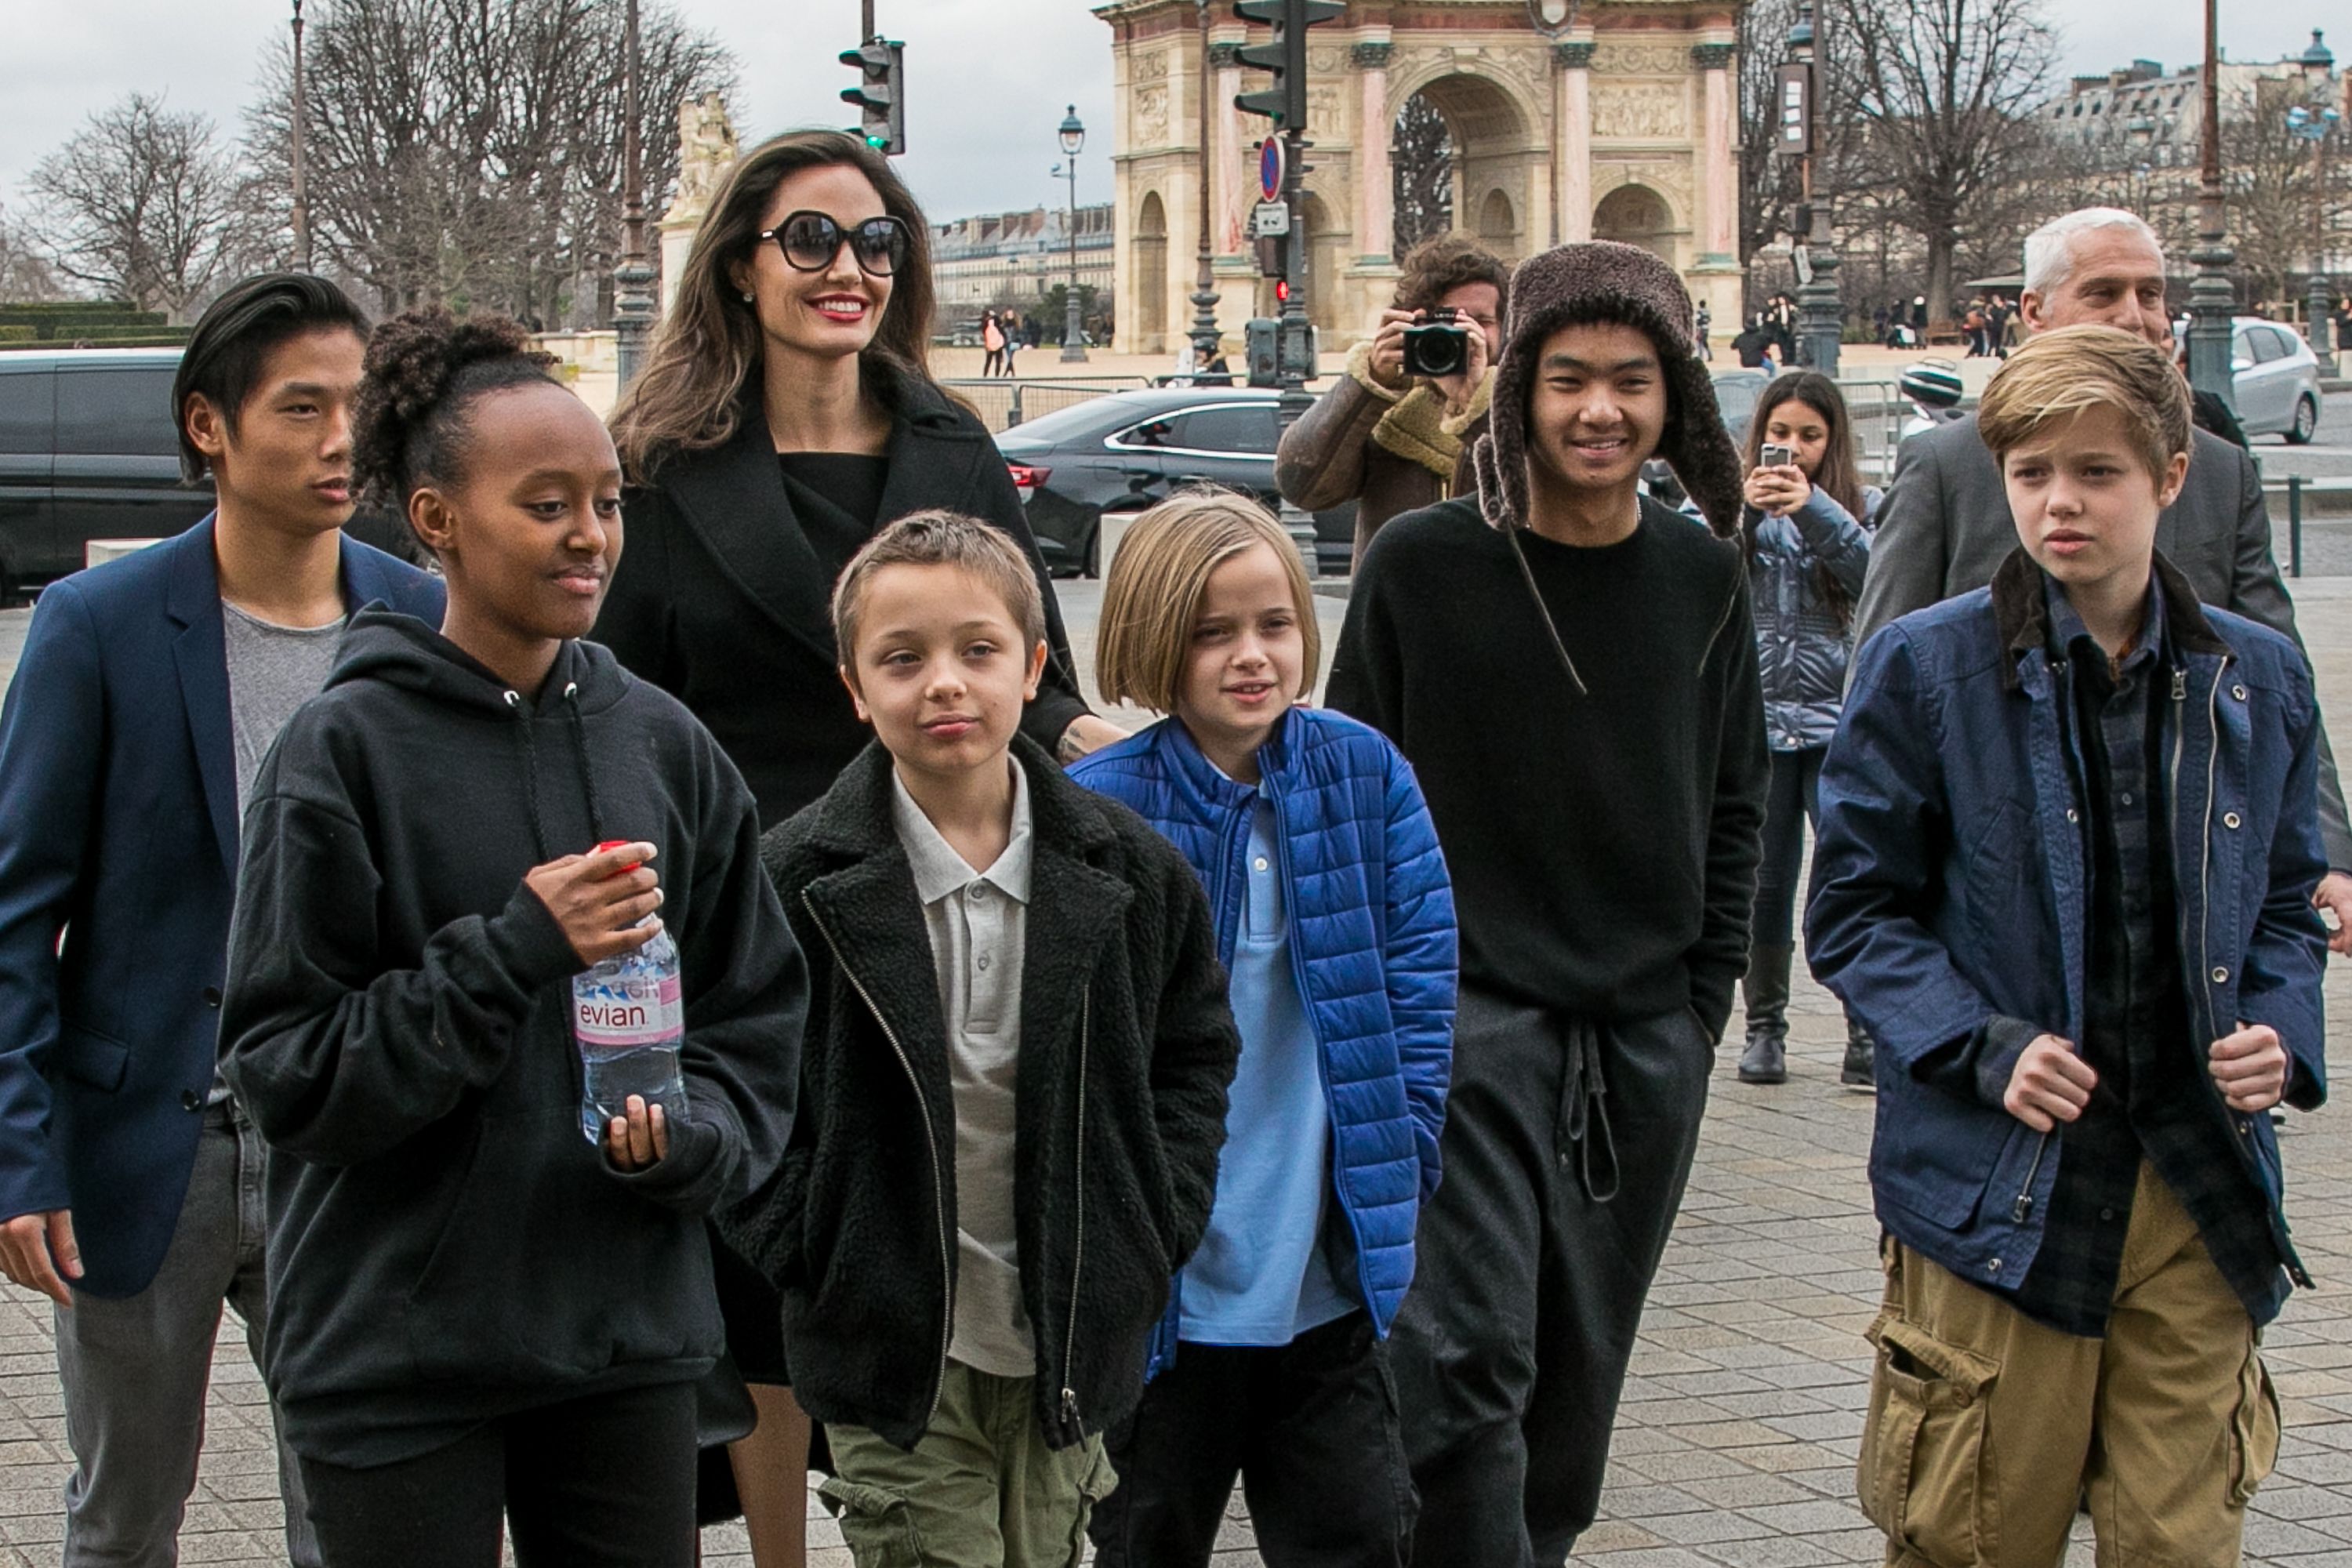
[1472,241,1743,537]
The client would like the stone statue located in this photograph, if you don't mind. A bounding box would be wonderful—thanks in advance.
[670,92,738,216]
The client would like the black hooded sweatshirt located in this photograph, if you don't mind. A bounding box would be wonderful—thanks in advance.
[220,610,807,1468]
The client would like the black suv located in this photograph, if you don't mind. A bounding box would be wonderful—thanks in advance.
[0,350,216,596]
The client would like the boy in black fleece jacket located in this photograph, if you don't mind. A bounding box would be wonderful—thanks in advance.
[1327,241,1769,1566]
[720,512,1240,1567]
[221,311,804,1566]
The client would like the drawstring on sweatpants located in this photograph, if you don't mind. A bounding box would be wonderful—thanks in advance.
[1559,1019,1620,1204]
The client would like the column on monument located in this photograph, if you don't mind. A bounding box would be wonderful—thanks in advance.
[1353,39,1394,262]
[1211,41,1246,256]
[1695,42,1737,259]
[1556,37,1595,244]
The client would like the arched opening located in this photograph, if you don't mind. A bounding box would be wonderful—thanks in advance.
[1592,183,1675,266]
[1391,73,1534,261]
[1296,191,1348,336]
[1134,192,1169,351]
[1478,189,1518,259]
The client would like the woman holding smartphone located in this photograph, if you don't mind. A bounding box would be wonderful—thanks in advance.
[595,127,1120,1565]
[1731,371,1881,1091]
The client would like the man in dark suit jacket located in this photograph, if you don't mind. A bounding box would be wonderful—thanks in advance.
[0,276,443,1566]
[1854,207,2352,957]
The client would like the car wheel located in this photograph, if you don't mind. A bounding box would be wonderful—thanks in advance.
[2288,395,2319,446]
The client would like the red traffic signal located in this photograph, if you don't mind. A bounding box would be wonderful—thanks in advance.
[1275,279,1290,304]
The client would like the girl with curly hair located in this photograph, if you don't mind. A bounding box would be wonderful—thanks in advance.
[217,307,806,1566]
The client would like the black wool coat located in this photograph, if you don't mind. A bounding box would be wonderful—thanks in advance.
[720,737,1241,1453]
[593,367,1093,827]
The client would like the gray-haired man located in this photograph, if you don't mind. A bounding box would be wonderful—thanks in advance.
[1851,208,2352,1017]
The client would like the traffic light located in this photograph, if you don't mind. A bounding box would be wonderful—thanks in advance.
[1232,0,1342,129]
[840,39,905,155]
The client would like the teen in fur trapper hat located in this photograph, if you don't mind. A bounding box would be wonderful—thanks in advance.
[1471,240,1745,538]
[1323,238,1769,1564]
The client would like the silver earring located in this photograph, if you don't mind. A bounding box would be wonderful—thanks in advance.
[742,290,754,302]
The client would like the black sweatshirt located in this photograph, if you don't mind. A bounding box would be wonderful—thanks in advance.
[221,612,807,1467]
[1326,498,1768,1038]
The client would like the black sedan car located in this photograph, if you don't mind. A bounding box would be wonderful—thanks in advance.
[994,387,1356,577]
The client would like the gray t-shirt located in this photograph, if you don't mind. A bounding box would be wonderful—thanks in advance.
[216,601,346,1103]
[223,601,347,814]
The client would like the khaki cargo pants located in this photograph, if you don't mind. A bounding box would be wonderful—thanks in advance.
[822,1363,1118,1568]
[1858,1162,2281,1567]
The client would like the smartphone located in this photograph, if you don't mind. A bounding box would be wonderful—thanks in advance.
[1760,441,1795,469]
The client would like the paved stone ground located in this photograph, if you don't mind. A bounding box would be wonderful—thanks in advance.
[0,573,2345,1566]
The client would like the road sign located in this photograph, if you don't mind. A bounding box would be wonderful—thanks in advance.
[1252,201,1291,238]
[1258,137,1284,202]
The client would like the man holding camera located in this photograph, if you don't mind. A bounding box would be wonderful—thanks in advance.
[1275,236,1508,572]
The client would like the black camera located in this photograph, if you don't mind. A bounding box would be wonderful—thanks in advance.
[1399,307,1472,379]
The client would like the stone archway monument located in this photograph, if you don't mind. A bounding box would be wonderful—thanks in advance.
[1095,0,1742,357]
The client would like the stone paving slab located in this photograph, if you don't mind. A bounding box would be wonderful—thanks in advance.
[0,575,2343,1566]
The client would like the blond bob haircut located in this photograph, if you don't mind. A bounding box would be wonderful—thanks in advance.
[830,510,1048,664]
[1976,324,2190,488]
[1095,488,1322,713]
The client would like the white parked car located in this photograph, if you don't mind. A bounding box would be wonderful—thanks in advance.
[2231,317,2325,445]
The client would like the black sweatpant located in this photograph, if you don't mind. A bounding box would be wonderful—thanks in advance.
[1388,985,1712,1568]
[1090,1312,1414,1568]
[297,1380,699,1568]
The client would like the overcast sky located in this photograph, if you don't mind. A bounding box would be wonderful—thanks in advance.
[0,0,2334,233]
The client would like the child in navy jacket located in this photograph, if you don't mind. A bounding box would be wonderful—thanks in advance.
[1070,490,1456,1567]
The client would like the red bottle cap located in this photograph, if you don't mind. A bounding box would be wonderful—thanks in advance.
[595,840,643,873]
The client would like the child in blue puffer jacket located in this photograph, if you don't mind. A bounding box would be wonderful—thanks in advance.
[1070,490,1456,1568]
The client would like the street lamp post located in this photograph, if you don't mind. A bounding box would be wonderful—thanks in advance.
[290,0,310,272]
[2290,31,2341,359]
[1058,106,1089,364]
[2185,0,2237,408]
[1784,2,1841,376]
[612,0,657,388]
[1188,2,1223,376]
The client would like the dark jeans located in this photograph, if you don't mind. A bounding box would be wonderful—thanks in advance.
[1091,1312,1414,1568]
[1752,746,1825,947]
[1388,987,1711,1568]
[297,1381,699,1568]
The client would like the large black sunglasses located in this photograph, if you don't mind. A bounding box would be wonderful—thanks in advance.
[760,210,909,278]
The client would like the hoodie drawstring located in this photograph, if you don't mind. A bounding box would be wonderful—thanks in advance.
[506,676,608,858]
[1559,1018,1620,1205]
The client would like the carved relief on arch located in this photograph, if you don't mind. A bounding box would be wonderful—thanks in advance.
[1133,83,1171,144]
[1132,49,1171,82]
[1592,82,1689,140]
[1590,42,1696,77]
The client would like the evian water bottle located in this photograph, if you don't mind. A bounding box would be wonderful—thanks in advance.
[570,841,688,1144]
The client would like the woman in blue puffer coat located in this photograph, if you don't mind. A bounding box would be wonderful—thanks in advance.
[1735,372,1882,1090]
[1069,490,1455,1567]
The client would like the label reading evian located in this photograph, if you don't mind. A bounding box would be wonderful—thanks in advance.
[572,974,684,1050]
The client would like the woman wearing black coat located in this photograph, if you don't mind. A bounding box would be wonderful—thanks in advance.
[595,127,1122,1565]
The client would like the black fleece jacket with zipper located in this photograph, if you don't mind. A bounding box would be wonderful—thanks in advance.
[220,611,806,1467]
[719,737,1240,1454]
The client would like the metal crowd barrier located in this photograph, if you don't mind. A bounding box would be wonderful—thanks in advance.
[939,376,1151,434]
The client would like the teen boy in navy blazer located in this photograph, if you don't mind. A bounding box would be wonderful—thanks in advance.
[0,274,443,1566]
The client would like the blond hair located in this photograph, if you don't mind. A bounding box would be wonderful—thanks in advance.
[1095,488,1321,712]
[831,510,1047,662]
[1976,324,2190,487]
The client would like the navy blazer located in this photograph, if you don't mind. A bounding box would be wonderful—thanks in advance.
[0,517,444,1298]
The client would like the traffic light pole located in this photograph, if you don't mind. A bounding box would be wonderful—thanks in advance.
[1234,0,1342,575]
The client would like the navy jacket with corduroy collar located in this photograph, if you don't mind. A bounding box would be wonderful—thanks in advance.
[1808,548,2329,1321]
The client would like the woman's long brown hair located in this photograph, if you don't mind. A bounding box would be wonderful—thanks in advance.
[610,129,938,483]
[1742,370,1867,630]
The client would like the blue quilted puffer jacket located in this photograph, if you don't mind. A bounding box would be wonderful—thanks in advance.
[1069,705,1456,1376]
